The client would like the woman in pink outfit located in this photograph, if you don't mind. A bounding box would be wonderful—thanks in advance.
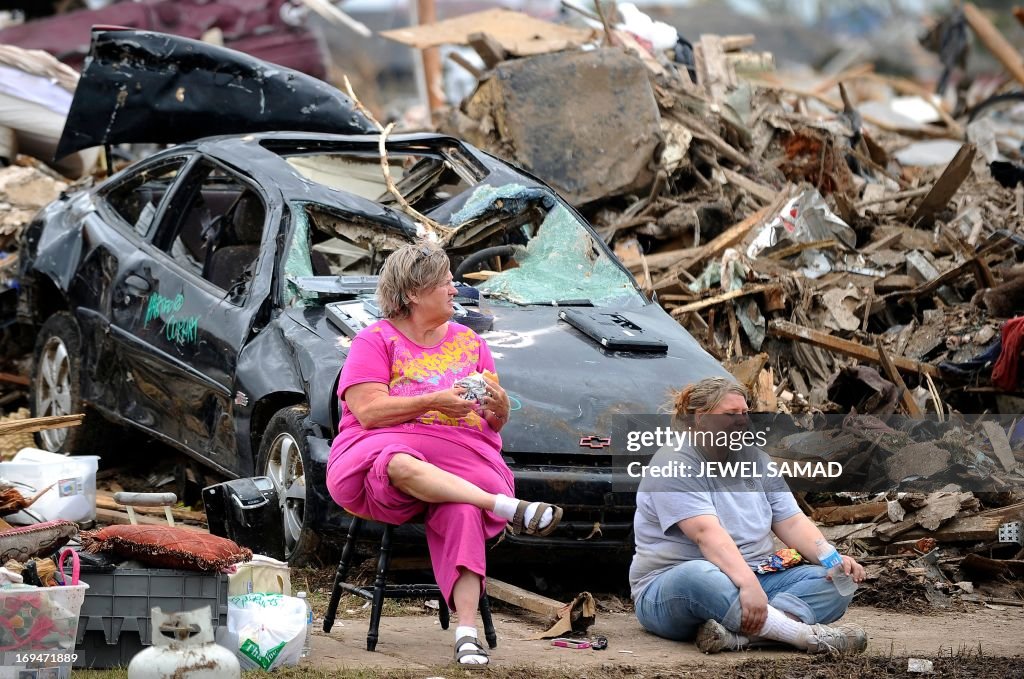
[327,240,563,668]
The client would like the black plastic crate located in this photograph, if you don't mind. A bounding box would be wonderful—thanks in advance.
[73,566,228,669]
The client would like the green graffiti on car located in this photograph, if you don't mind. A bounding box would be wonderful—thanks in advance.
[143,292,199,345]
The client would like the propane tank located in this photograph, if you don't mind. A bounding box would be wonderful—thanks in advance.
[128,606,240,679]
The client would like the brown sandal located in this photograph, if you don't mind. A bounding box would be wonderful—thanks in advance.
[510,500,563,537]
[454,635,489,669]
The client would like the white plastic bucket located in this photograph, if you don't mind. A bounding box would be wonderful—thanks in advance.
[228,554,292,597]
[0,449,100,523]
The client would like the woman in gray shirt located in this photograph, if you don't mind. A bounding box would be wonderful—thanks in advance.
[629,377,867,654]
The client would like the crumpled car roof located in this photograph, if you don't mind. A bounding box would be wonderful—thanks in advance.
[56,28,376,158]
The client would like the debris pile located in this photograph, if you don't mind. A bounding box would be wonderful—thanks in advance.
[413,3,1024,422]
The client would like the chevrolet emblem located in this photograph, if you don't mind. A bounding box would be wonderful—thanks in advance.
[579,435,611,449]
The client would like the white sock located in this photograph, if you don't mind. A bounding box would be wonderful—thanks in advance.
[492,494,553,530]
[755,607,813,650]
[455,625,486,665]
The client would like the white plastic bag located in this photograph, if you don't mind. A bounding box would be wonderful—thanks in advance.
[223,593,307,670]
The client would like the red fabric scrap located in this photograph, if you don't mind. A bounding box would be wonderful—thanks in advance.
[992,316,1024,391]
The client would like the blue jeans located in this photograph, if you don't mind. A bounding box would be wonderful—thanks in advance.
[634,560,854,641]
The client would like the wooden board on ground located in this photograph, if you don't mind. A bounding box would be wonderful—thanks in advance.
[0,413,83,436]
[487,577,564,619]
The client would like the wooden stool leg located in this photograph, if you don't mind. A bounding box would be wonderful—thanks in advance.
[438,594,450,630]
[324,516,362,633]
[479,593,497,649]
[367,524,394,652]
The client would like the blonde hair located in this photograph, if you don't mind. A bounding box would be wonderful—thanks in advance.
[376,240,451,319]
[672,377,748,416]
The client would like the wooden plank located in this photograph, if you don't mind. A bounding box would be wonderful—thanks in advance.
[96,491,207,524]
[0,372,29,387]
[655,206,771,287]
[669,284,778,317]
[94,507,205,532]
[909,143,976,227]
[380,8,594,57]
[447,48,482,79]
[768,320,940,378]
[720,34,755,51]
[486,577,564,618]
[875,338,923,416]
[812,501,889,525]
[964,3,1024,87]
[0,413,83,436]
[979,420,1017,472]
[467,32,507,69]
[898,236,1010,303]
[720,168,776,203]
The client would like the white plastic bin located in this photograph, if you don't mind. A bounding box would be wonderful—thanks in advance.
[0,449,100,523]
[0,583,89,679]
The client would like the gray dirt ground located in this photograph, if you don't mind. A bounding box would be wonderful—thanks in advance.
[308,604,1024,672]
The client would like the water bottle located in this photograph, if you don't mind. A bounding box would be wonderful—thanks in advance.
[814,539,857,596]
[297,591,313,658]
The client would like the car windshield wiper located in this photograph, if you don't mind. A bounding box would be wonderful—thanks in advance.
[524,299,594,306]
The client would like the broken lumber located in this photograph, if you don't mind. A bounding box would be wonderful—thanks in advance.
[875,338,923,416]
[487,577,564,619]
[964,3,1024,88]
[656,205,770,286]
[94,507,205,532]
[96,491,207,524]
[767,320,940,378]
[812,501,889,525]
[0,413,83,436]
[898,236,1010,303]
[0,372,29,387]
[980,420,1017,472]
[669,284,779,317]
[909,143,976,227]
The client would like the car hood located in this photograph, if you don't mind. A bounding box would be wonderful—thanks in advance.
[284,303,728,455]
[56,29,375,158]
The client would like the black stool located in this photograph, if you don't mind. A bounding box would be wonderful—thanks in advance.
[322,515,498,652]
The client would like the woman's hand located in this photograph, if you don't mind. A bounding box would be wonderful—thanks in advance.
[838,555,866,583]
[430,386,477,419]
[738,582,769,635]
[480,374,510,423]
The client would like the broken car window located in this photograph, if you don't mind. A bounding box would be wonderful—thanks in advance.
[101,157,188,237]
[280,148,472,214]
[455,184,642,307]
[154,159,266,301]
[283,182,641,310]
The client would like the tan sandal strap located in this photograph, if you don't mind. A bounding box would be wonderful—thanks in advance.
[511,499,528,535]
[527,502,552,534]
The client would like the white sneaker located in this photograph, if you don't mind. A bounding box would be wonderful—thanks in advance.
[806,623,868,655]
[695,619,747,654]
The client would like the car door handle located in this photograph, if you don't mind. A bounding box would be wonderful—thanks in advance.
[124,274,152,294]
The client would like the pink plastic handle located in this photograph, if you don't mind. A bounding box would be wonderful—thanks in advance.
[58,548,80,585]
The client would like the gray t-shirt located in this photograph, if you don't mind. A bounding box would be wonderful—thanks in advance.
[628,444,802,601]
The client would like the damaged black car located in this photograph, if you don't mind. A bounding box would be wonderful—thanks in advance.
[18,29,727,563]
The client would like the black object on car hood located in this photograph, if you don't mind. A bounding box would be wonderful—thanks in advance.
[285,302,728,455]
[56,29,376,158]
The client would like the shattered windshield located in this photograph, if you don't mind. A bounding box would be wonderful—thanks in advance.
[283,182,642,309]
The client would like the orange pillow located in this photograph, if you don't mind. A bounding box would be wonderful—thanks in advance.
[81,525,251,571]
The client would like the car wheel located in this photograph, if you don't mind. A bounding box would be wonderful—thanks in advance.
[257,405,321,565]
[31,312,103,452]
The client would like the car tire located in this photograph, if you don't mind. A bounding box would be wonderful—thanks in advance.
[257,405,321,566]
[30,312,107,453]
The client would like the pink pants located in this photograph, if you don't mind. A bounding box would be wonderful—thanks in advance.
[326,432,514,607]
